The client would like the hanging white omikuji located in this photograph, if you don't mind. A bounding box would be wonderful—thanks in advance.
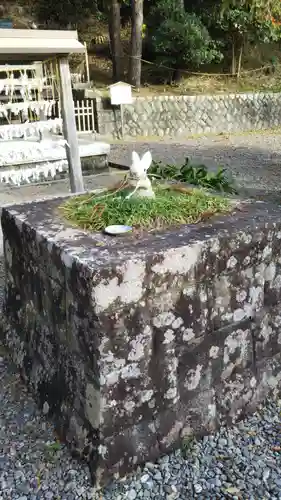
[0,76,45,94]
[0,100,56,118]
[0,159,67,186]
[0,138,68,166]
[0,119,62,140]
[0,59,82,188]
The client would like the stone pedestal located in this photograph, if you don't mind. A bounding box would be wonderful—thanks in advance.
[2,198,281,486]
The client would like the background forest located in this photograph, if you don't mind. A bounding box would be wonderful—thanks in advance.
[2,0,281,94]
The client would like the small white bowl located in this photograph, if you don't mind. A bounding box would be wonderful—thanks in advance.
[104,225,132,236]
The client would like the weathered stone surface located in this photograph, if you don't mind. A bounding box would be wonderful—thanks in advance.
[94,93,281,138]
[2,198,281,486]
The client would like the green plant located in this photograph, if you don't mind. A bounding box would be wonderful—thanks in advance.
[149,158,237,194]
[185,0,281,76]
[221,0,281,21]
[45,441,61,453]
[182,435,197,457]
[146,0,222,79]
[61,185,231,232]
[216,5,281,75]
[35,0,97,26]
[44,441,62,462]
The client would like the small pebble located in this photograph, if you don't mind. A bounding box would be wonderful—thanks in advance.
[140,474,150,484]
[44,492,54,500]
[127,490,137,500]
[194,484,203,494]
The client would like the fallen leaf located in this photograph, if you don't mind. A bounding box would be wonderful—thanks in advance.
[248,430,257,436]
[224,486,241,496]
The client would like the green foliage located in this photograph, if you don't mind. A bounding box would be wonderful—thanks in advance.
[36,0,98,26]
[182,435,197,458]
[44,441,62,461]
[19,0,281,81]
[221,0,281,22]
[146,0,222,69]
[216,4,281,44]
[149,159,237,194]
[195,0,281,74]
[45,441,61,452]
[61,186,230,232]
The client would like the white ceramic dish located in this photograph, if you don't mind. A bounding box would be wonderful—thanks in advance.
[104,225,132,235]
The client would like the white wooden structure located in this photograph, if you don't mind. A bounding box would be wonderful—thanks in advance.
[108,81,133,105]
[108,82,133,138]
[0,29,85,192]
[58,99,96,134]
[0,29,84,60]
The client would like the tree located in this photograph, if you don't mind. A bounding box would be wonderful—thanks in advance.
[35,0,97,27]
[229,13,280,76]
[128,0,144,88]
[108,0,124,81]
[211,1,281,76]
[146,0,222,82]
[178,0,185,10]
[221,0,281,20]
[187,0,281,76]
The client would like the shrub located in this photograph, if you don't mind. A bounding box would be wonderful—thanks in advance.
[146,0,222,76]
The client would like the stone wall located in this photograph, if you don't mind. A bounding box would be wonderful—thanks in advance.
[94,92,281,138]
[2,198,281,486]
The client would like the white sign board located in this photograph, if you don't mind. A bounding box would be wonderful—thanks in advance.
[109,82,133,105]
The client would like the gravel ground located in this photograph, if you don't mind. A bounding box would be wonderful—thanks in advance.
[1,132,281,499]
[109,133,281,202]
[1,350,281,500]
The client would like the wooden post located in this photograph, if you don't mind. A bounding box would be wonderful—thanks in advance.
[35,63,45,120]
[58,56,84,193]
[120,103,124,139]
[84,42,90,83]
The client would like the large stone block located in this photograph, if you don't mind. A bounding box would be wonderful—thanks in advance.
[1,199,281,486]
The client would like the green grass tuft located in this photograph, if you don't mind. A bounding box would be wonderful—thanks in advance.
[61,185,231,233]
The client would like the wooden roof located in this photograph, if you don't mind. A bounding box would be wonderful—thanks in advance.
[0,29,85,62]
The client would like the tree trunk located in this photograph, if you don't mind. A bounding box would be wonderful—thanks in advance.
[108,0,124,82]
[231,39,236,75]
[178,0,185,10]
[129,0,144,88]
[171,68,181,84]
[237,42,243,79]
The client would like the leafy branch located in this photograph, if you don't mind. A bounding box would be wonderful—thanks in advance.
[149,158,237,194]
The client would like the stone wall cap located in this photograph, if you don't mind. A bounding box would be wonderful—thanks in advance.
[2,199,281,272]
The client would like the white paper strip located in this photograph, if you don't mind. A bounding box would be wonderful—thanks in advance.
[0,78,45,93]
[0,100,56,118]
[0,119,62,140]
[0,138,67,166]
[0,159,67,186]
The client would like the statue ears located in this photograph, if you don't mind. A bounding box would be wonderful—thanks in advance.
[140,151,152,172]
[131,151,152,172]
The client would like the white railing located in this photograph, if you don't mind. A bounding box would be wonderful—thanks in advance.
[58,99,96,133]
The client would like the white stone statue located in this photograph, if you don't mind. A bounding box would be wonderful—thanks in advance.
[126,151,155,199]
